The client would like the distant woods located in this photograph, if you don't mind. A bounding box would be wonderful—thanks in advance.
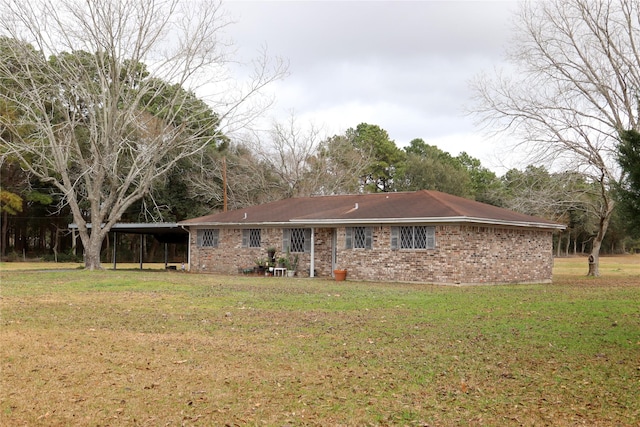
[2,0,639,263]
[2,118,638,260]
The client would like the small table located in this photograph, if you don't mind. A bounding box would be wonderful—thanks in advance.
[273,267,287,277]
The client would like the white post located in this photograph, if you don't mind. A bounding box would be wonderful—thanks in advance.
[310,227,315,277]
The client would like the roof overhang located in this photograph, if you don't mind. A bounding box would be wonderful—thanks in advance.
[180,216,566,231]
[69,222,189,243]
[292,216,566,230]
[69,222,188,233]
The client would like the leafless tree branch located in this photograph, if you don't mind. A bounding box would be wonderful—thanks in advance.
[470,0,638,275]
[0,0,288,269]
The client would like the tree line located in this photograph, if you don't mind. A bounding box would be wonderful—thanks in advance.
[2,117,638,261]
[1,0,639,272]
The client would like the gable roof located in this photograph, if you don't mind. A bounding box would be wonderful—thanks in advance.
[178,190,565,230]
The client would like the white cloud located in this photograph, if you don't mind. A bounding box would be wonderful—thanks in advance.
[219,0,522,173]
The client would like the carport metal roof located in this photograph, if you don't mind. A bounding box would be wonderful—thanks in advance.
[68,222,189,269]
[69,222,189,243]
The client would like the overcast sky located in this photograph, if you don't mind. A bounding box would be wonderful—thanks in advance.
[221,0,521,174]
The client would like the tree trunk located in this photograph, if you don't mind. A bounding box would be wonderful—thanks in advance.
[582,166,617,276]
[82,231,106,270]
[587,203,614,277]
[105,233,110,263]
[16,221,25,253]
[84,241,103,270]
[148,238,159,262]
[72,227,77,256]
[587,253,598,276]
[39,225,45,251]
[52,227,59,263]
[1,211,8,257]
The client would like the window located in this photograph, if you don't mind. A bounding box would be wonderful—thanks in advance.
[283,228,311,253]
[400,226,414,248]
[354,227,366,248]
[289,228,306,253]
[242,229,261,248]
[345,227,372,249]
[197,229,219,247]
[391,226,435,250]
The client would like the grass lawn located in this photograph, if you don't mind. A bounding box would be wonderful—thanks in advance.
[1,256,639,426]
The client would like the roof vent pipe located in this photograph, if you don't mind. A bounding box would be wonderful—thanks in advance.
[355,203,358,209]
[243,212,247,219]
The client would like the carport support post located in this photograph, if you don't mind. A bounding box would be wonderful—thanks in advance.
[112,232,117,270]
[164,243,168,269]
[139,234,144,270]
[310,227,315,277]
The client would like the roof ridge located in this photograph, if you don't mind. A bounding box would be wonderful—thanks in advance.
[422,190,466,216]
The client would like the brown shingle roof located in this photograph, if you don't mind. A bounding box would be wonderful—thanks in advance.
[178,190,565,229]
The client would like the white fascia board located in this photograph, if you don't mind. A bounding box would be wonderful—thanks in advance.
[181,217,565,231]
[183,221,294,228]
[113,223,181,230]
[289,216,566,230]
[69,223,182,230]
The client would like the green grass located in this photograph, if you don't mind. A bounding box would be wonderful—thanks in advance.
[0,256,639,426]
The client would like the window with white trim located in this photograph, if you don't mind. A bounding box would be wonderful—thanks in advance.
[391,226,435,250]
[197,229,219,247]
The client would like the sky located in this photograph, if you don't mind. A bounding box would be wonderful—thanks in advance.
[221,0,521,174]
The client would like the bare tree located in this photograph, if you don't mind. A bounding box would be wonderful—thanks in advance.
[247,114,324,198]
[185,142,282,210]
[0,0,286,269]
[184,115,375,212]
[471,0,639,276]
[249,114,375,198]
[306,133,376,195]
[498,166,599,256]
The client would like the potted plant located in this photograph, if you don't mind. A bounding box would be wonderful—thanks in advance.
[266,247,276,263]
[254,257,267,275]
[333,268,347,281]
[283,249,298,277]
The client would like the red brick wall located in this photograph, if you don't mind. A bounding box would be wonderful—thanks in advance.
[188,224,555,284]
[188,227,333,277]
[334,225,553,284]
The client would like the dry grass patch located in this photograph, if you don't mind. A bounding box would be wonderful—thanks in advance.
[1,258,639,426]
[553,254,640,278]
[0,261,167,271]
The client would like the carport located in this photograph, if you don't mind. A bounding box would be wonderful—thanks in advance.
[69,223,189,269]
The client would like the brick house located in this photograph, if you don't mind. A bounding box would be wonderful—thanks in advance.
[178,190,565,284]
